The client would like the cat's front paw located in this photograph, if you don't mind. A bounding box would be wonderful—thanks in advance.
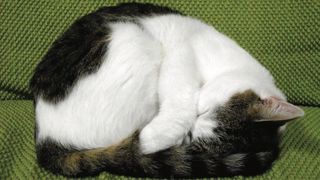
[139,122,185,154]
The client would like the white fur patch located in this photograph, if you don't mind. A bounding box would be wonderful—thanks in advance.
[192,116,218,140]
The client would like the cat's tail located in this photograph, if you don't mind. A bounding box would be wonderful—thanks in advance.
[36,131,278,178]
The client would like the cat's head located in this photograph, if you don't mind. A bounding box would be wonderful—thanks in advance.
[218,90,304,124]
[189,90,304,177]
[211,90,304,153]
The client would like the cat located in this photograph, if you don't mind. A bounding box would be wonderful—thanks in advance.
[30,2,304,178]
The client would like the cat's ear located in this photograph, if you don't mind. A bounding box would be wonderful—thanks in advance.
[254,97,304,122]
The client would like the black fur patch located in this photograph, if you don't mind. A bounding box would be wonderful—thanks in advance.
[30,2,180,103]
[36,138,71,174]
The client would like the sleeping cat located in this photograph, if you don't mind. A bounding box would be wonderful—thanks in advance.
[30,3,304,178]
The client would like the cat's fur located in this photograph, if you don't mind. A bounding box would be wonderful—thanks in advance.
[30,3,304,178]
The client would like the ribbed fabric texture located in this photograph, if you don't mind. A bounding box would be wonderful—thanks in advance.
[0,101,319,179]
[0,0,319,179]
[1,0,320,106]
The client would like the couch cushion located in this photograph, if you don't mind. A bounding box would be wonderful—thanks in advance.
[0,100,319,179]
[1,1,320,106]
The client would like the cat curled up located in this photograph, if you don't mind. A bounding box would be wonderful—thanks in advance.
[30,3,304,178]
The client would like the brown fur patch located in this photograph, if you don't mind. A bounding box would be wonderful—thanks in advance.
[229,90,260,104]
[62,153,82,175]
[49,132,138,176]
[227,90,263,121]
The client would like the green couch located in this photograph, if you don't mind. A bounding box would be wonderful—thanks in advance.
[1,0,319,179]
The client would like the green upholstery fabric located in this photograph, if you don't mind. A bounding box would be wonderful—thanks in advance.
[1,0,320,105]
[0,101,319,179]
[1,0,319,179]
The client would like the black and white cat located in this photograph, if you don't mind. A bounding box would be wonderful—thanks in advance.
[30,3,304,178]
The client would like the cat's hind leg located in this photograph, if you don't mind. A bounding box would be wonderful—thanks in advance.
[140,43,201,154]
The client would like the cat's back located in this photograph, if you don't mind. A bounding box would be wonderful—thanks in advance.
[30,3,180,102]
[31,3,182,149]
[138,11,272,83]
